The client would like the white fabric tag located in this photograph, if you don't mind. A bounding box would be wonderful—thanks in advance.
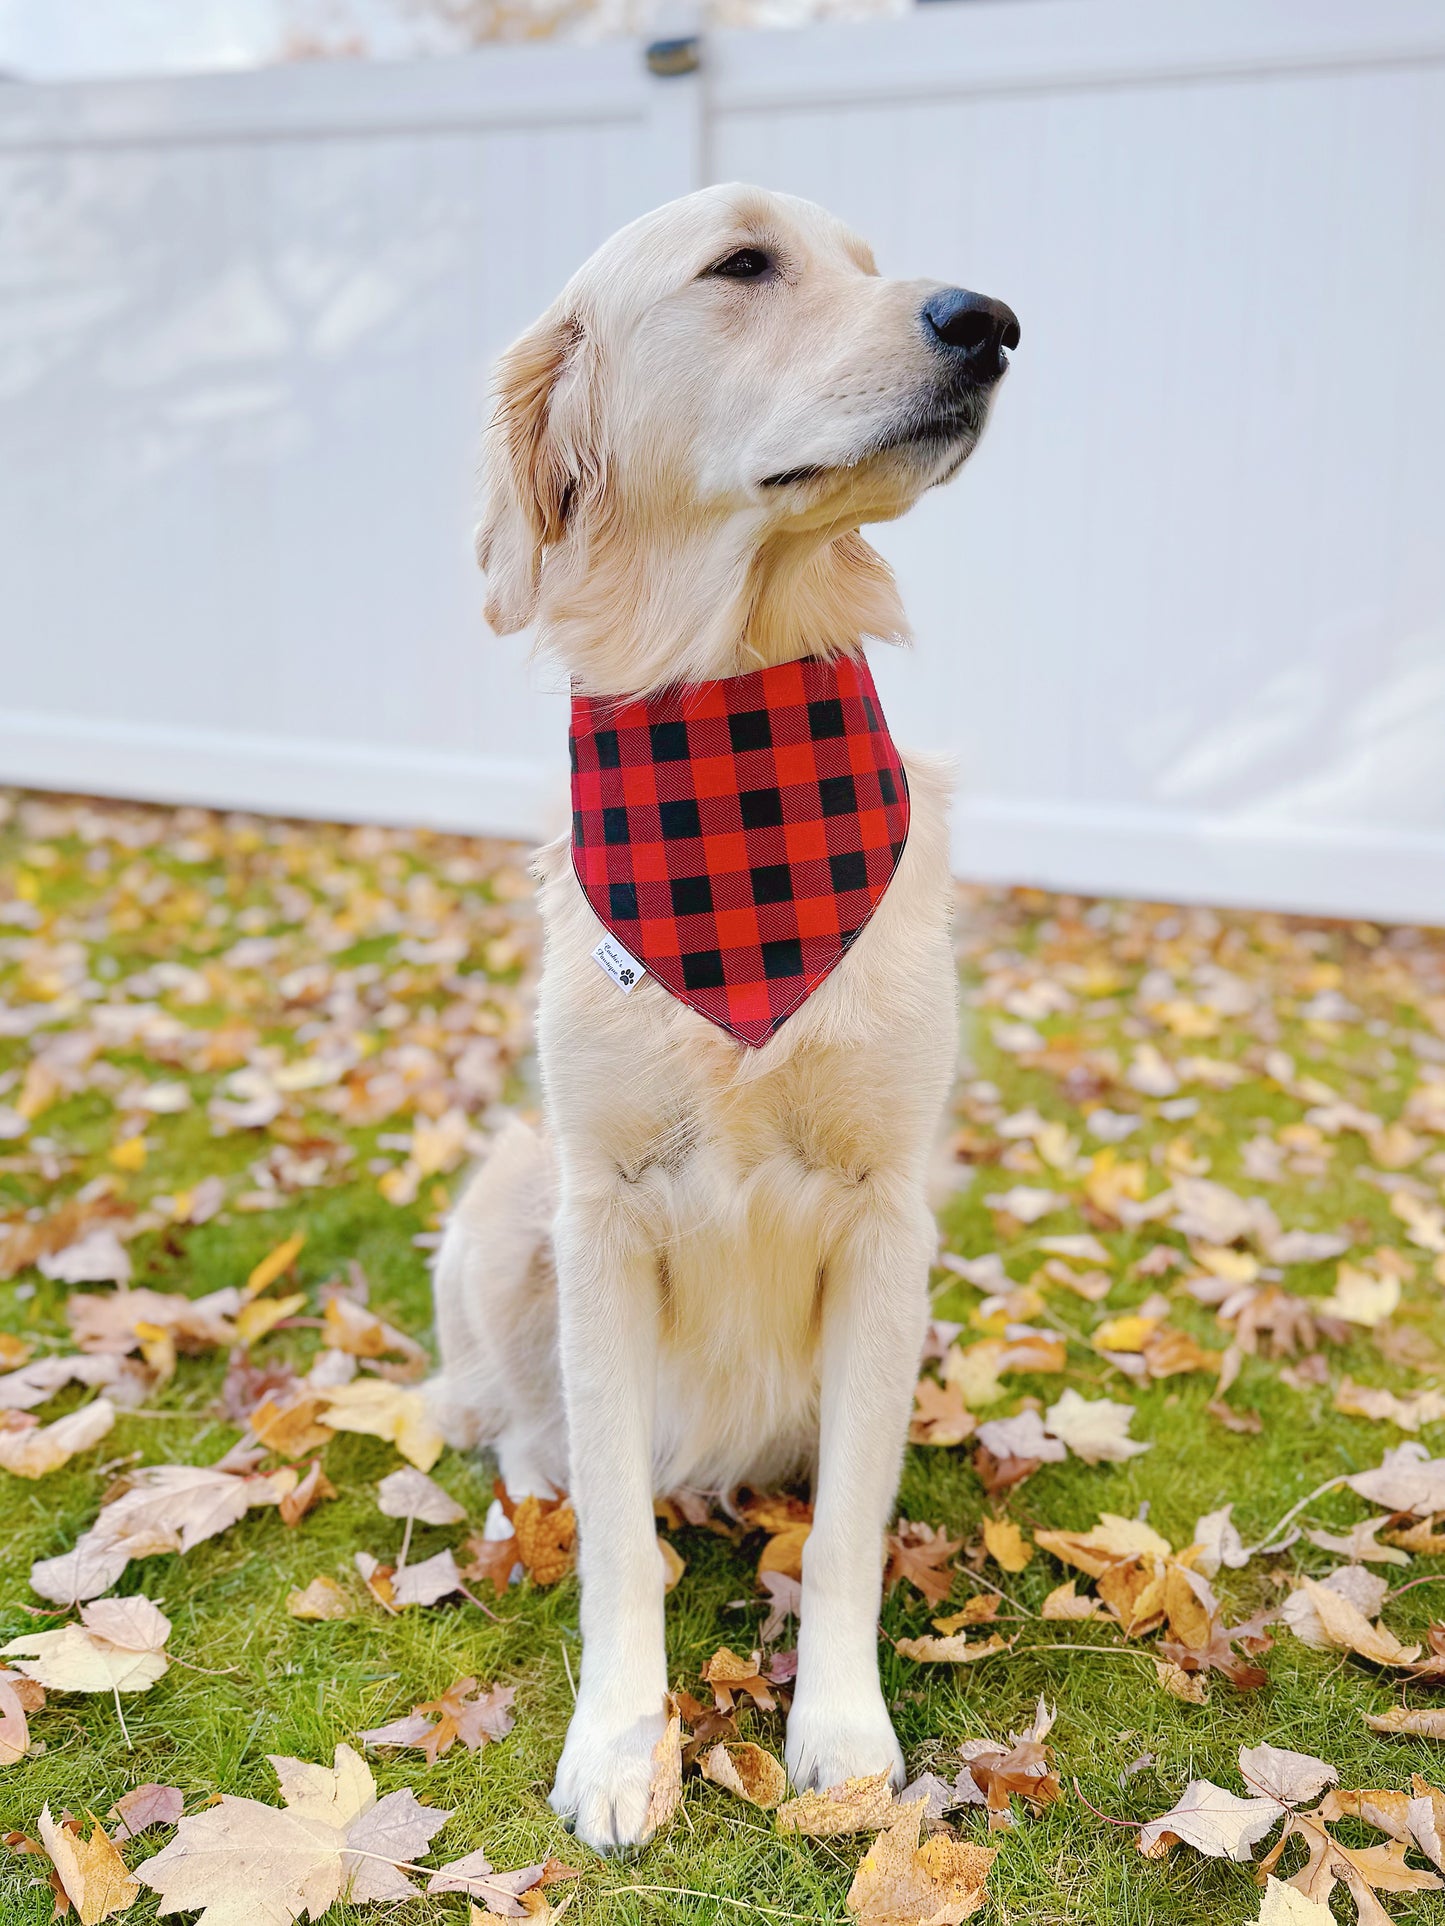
[591,934,647,994]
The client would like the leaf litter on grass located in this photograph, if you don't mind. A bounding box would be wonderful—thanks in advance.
[3,794,1445,1921]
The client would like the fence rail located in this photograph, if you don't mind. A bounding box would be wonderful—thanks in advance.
[2,0,1443,921]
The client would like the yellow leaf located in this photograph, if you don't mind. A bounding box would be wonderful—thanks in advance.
[981,1517,1033,1574]
[317,1381,444,1473]
[1094,1315,1158,1353]
[109,1136,147,1173]
[245,1232,306,1300]
[38,1806,139,1924]
[778,1770,898,1838]
[235,1293,307,1346]
[846,1801,994,1923]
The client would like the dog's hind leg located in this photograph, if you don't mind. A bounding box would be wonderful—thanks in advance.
[429,1117,567,1511]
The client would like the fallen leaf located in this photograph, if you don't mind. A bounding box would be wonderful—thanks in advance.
[1364,1706,1445,1739]
[701,1648,779,1714]
[778,1770,898,1837]
[287,1576,352,1621]
[139,1742,451,1917]
[37,1805,139,1924]
[376,1467,465,1527]
[109,1785,184,1841]
[700,1742,787,1809]
[1138,1780,1281,1860]
[1347,1443,1445,1515]
[1254,1875,1332,1923]
[361,1679,515,1764]
[0,1667,39,1763]
[1035,1513,1172,1579]
[3,1596,171,1694]
[884,1522,963,1608]
[316,1380,444,1473]
[1040,1580,1102,1621]
[0,1397,115,1478]
[1336,1377,1445,1431]
[279,1461,337,1529]
[1238,1744,1338,1807]
[895,1633,1010,1665]
[1289,1577,1420,1666]
[981,1516,1033,1573]
[1042,1390,1150,1465]
[909,1377,976,1447]
[245,1231,306,1298]
[846,1801,994,1923]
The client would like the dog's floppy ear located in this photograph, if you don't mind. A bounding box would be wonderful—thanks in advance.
[475,310,598,636]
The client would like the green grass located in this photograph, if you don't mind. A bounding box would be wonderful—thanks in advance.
[1,792,1443,1923]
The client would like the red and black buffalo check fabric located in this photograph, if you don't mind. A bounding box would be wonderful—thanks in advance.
[570,652,909,1047]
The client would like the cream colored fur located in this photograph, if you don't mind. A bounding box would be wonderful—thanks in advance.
[432,183,1010,1853]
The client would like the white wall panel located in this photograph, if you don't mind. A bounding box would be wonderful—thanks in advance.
[1,1,1443,918]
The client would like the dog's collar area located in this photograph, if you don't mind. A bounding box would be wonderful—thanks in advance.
[569,653,910,1047]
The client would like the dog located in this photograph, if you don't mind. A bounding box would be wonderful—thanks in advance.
[432,182,1017,1853]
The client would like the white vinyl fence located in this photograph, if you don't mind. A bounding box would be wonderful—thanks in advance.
[2,0,1443,922]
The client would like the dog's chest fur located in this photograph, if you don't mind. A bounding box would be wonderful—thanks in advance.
[532,746,958,1492]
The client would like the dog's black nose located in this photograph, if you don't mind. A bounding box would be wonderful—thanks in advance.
[921,288,1020,383]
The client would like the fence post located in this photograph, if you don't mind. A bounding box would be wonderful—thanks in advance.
[641,0,707,202]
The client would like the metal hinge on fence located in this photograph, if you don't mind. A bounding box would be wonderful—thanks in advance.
[645,35,701,76]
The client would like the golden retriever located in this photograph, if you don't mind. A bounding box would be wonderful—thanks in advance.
[432,182,1017,1852]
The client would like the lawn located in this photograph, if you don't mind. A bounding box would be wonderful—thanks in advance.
[1,785,1443,1924]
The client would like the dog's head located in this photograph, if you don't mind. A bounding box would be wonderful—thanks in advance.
[478,183,1017,686]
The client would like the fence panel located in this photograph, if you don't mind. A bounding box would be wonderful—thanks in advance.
[1,0,1443,919]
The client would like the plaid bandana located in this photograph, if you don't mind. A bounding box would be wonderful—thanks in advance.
[570,652,909,1047]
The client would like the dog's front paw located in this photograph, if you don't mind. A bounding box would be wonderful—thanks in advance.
[784,1688,905,1795]
[550,1700,672,1854]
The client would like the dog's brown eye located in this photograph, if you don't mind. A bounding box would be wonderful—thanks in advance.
[708,247,772,281]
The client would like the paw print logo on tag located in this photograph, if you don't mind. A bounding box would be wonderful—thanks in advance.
[591,936,647,996]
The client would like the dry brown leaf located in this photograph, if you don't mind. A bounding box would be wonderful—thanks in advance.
[895,1633,1011,1665]
[642,1701,683,1843]
[511,1495,576,1586]
[287,1576,352,1621]
[884,1522,963,1608]
[700,1741,787,1809]
[322,1295,428,1377]
[362,1679,516,1764]
[908,1378,977,1447]
[777,1770,898,1838]
[249,1391,335,1458]
[279,1460,337,1528]
[1034,1513,1172,1579]
[701,1647,778,1714]
[38,1806,139,1924]
[0,1397,115,1478]
[846,1801,994,1923]
[1291,1577,1420,1666]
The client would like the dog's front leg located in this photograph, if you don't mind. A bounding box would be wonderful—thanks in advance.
[548,1187,669,1853]
[785,1192,933,1793]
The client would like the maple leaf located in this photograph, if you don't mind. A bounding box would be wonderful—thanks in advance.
[846,1801,994,1923]
[321,1294,428,1378]
[361,1678,516,1764]
[909,1376,976,1447]
[0,1353,134,1414]
[139,1742,452,1924]
[1285,1577,1420,1666]
[1336,1377,1445,1430]
[0,1397,115,1478]
[1043,1390,1150,1464]
[1040,1580,1102,1621]
[30,1457,287,1603]
[700,1741,788,1809]
[1254,1875,1331,1923]
[777,1771,899,1837]
[981,1516,1033,1572]
[700,1647,780,1714]
[1138,1780,1282,1860]
[759,1570,801,1643]
[894,1633,1011,1665]
[315,1379,444,1472]
[1347,1443,1445,1515]
[3,1596,171,1693]
[1034,1513,1172,1579]
[884,1521,963,1608]
[1365,1705,1445,1739]
[68,1287,240,1357]
[37,1806,139,1924]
